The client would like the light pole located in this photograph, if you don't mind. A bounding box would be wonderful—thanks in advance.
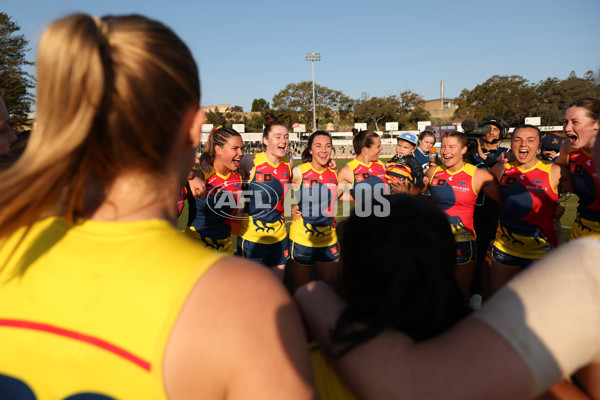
[305,51,321,133]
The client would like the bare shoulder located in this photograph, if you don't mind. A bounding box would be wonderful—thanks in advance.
[338,164,352,183]
[164,257,316,399]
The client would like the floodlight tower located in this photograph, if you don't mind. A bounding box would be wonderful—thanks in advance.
[305,52,321,132]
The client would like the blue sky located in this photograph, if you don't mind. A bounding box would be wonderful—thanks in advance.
[3,0,600,111]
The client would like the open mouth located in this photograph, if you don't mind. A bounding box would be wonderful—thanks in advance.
[565,133,578,144]
[232,158,241,167]
[517,148,529,159]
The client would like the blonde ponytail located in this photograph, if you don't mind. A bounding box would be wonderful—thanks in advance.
[0,14,200,237]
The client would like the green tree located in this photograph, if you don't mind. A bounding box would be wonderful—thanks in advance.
[271,81,353,129]
[0,12,35,128]
[454,75,540,126]
[534,71,600,125]
[251,98,270,112]
[354,96,399,131]
[230,105,243,112]
[244,113,266,133]
[204,107,228,127]
[393,90,430,128]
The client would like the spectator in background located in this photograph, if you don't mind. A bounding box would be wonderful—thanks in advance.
[414,129,436,171]
[540,133,563,162]
[468,116,510,306]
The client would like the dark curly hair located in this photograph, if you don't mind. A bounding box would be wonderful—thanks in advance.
[331,194,468,357]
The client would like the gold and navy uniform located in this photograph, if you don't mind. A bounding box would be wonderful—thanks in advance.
[430,163,479,264]
[290,163,338,248]
[567,147,600,239]
[0,217,225,399]
[186,168,242,253]
[493,160,558,261]
[239,152,291,244]
[430,163,478,240]
[347,159,389,202]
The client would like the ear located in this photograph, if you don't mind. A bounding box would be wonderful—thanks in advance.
[187,108,205,148]
[460,146,467,155]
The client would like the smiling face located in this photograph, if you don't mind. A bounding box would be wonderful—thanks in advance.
[216,135,244,171]
[419,136,435,154]
[363,136,382,163]
[563,106,600,150]
[264,124,289,160]
[512,127,540,167]
[309,134,332,169]
[440,136,466,170]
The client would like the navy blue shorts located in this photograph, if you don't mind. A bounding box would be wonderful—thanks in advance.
[456,240,477,265]
[290,240,340,266]
[237,237,290,267]
[492,246,534,268]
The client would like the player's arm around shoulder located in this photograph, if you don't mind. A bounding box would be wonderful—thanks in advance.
[425,164,438,187]
[337,164,353,200]
[292,166,302,189]
[489,161,505,182]
[163,257,317,400]
[476,167,501,204]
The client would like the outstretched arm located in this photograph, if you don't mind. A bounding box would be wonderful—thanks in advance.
[477,167,501,204]
[294,281,534,399]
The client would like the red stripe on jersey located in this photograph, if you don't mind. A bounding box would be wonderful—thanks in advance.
[0,319,151,371]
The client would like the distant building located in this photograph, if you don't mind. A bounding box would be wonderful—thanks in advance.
[423,98,457,121]
[201,104,231,113]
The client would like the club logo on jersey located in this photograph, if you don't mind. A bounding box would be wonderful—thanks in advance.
[501,176,518,186]
[570,164,583,174]
[331,246,338,255]
[284,249,289,257]
[432,178,446,186]
[207,180,281,221]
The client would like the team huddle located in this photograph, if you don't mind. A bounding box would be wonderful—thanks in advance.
[183,100,600,306]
